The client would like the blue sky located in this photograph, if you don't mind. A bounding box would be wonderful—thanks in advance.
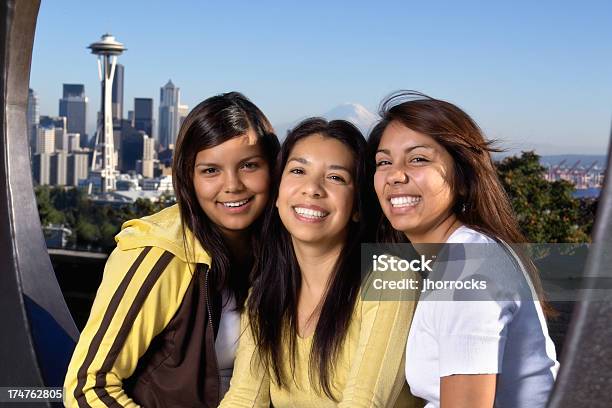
[30,0,612,154]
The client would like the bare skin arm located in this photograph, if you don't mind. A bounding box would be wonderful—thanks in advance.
[440,374,497,408]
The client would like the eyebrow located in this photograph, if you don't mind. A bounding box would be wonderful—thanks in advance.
[376,145,434,155]
[195,154,265,167]
[287,157,351,173]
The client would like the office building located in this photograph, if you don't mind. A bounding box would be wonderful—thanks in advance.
[67,151,89,186]
[127,110,135,125]
[120,127,145,172]
[50,151,68,185]
[67,133,81,152]
[112,63,124,121]
[59,84,88,145]
[40,116,67,151]
[36,127,55,154]
[134,97,153,138]
[137,134,155,178]
[158,80,180,149]
[178,103,189,130]
[32,153,52,185]
[27,88,39,153]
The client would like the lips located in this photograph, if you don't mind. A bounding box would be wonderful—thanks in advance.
[291,204,330,221]
[218,196,253,209]
[293,206,329,219]
[388,195,422,208]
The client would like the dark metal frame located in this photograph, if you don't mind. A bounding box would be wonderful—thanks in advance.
[0,0,79,401]
[1,1,610,406]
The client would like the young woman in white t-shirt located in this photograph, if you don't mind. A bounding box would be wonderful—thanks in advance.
[368,91,559,408]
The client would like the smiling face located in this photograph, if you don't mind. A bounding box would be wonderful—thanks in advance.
[277,134,356,247]
[193,130,270,237]
[374,121,459,243]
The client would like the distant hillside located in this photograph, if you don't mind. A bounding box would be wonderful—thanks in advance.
[538,155,608,168]
[493,153,608,169]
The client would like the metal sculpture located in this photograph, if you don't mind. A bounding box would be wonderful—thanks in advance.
[0,1,79,404]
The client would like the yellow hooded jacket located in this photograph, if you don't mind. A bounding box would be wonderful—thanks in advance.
[64,204,223,408]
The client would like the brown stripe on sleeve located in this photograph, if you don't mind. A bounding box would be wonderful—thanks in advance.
[93,250,175,407]
[74,246,152,408]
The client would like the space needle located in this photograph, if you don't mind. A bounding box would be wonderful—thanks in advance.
[88,34,126,192]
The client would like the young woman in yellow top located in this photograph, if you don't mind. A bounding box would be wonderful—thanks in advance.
[220,118,421,407]
[64,92,280,407]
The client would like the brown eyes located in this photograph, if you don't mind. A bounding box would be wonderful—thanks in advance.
[375,157,429,167]
[288,168,347,184]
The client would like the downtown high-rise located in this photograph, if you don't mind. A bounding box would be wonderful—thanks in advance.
[134,97,153,138]
[59,84,88,147]
[27,88,39,153]
[158,80,180,149]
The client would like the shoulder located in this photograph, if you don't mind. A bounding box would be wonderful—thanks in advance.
[446,225,497,244]
[115,204,212,266]
[102,245,197,297]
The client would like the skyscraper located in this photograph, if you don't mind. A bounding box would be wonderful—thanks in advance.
[134,97,153,138]
[27,88,39,153]
[32,153,52,185]
[120,127,146,172]
[136,134,155,178]
[158,80,180,149]
[50,151,68,186]
[67,152,89,186]
[39,116,67,152]
[178,103,189,130]
[36,127,55,154]
[112,63,124,121]
[59,83,88,146]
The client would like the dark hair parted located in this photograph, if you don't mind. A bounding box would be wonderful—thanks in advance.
[368,90,550,311]
[173,91,280,311]
[248,118,371,400]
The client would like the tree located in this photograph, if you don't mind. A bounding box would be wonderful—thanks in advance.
[35,186,65,226]
[496,151,592,243]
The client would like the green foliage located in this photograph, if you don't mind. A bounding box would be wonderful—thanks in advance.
[496,151,594,243]
[34,151,599,250]
[35,186,175,252]
[75,219,100,244]
[36,186,66,225]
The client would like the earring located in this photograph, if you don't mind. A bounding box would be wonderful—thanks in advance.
[461,202,467,213]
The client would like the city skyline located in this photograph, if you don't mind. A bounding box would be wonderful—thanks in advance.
[30,0,612,155]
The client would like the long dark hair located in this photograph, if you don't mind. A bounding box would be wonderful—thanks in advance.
[173,91,280,310]
[248,118,370,400]
[368,90,550,310]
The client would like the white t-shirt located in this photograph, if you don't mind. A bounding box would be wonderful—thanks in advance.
[405,226,559,408]
[215,291,241,398]
[215,291,241,370]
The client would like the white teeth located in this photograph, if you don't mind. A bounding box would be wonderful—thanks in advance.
[223,198,250,207]
[293,207,328,218]
[390,196,421,207]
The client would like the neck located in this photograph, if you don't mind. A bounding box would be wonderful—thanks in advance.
[222,228,251,261]
[405,212,463,245]
[292,238,344,294]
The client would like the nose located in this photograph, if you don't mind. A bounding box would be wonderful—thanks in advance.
[224,169,246,193]
[387,167,409,185]
[301,177,325,198]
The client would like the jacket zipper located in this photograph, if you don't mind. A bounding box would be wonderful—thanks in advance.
[203,265,222,403]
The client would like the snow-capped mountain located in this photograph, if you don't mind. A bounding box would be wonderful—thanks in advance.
[321,103,379,135]
[274,103,378,141]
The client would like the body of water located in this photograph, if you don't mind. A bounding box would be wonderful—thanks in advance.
[573,188,601,198]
